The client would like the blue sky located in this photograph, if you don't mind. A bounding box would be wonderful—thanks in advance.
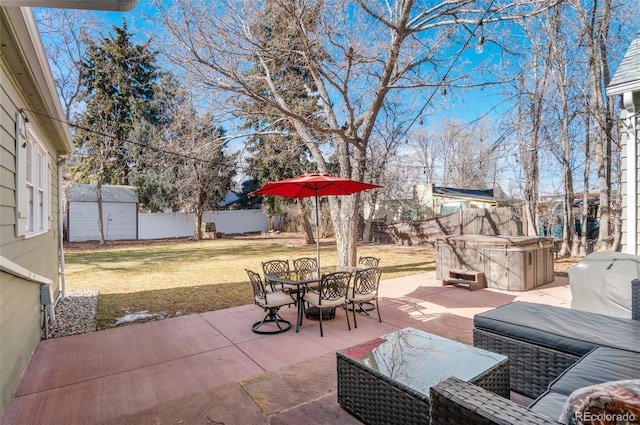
[37,4,538,196]
[36,2,640,197]
[96,1,507,124]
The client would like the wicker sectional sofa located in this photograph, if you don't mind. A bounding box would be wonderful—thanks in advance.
[428,279,640,424]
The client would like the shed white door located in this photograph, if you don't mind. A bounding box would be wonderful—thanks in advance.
[68,202,137,242]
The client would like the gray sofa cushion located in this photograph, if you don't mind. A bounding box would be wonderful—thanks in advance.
[527,347,640,421]
[528,390,567,420]
[548,346,640,395]
[474,301,640,355]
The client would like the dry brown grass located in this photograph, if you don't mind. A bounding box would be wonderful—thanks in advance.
[64,233,436,329]
[63,233,581,329]
[553,255,585,276]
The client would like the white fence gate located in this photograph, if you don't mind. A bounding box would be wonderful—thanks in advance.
[138,210,268,239]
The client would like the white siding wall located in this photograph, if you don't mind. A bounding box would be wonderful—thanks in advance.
[620,93,640,255]
[68,202,137,242]
[0,49,64,414]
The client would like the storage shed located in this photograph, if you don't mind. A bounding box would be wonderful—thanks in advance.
[65,184,138,242]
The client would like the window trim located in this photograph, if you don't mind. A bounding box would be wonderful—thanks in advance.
[15,112,51,238]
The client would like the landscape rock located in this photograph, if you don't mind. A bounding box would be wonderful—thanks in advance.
[50,289,98,338]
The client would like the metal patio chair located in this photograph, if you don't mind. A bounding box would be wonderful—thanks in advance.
[358,256,380,268]
[262,259,294,292]
[303,271,352,337]
[293,257,319,286]
[348,267,383,328]
[246,269,296,334]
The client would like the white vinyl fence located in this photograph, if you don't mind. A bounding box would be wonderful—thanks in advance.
[138,210,268,239]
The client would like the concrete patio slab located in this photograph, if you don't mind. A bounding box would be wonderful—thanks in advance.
[99,381,268,425]
[4,345,264,425]
[0,271,572,425]
[417,313,473,344]
[200,305,268,345]
[15,314,233,395]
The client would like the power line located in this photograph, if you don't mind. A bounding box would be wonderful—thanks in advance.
[403,0,497,138]
[21,107,242,167]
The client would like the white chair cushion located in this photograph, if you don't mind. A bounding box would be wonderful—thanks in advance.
[303,292,345,307]
[348,292,376,302]
[257,290,295,308]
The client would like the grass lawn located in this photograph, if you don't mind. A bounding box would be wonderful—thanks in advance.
[64,233,436,329]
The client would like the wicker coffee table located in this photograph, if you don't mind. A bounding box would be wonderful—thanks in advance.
[337,328,509,425]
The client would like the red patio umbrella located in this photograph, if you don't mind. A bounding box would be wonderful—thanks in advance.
[252,173,382,267]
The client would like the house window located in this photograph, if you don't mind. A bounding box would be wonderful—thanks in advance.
[440,201,467,216]
[16,116,50,237]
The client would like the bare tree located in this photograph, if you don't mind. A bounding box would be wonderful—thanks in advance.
[540,5,581,256]
[71,119,121,245]
[362,97,408,242]
[153,0,561,265]
[421,118,497,189]
[570,0,618,252]
[131,82,238,240]
[515,36,550,237]
[36,9,101,121]
[408,132,439,187]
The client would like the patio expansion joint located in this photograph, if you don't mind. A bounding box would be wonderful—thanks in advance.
[233,343,268,374]
[270,392,336,417]
[199,317,269,374]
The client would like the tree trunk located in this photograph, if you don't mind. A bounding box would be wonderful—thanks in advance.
[516,38,546,238]
[194,211,202,240]
[96,179,106,246]
[298,199,315,245]
[96,153,106,245]
[193,191,204,240]
[562,115,578,257]
[523,145,540,237]
[579,116,591,256]
[545,6,577,256]
[331,194,359,267]
[571,0,613,253]
[362,191,379,243]
[362,219,372,244]
[612,173,623,251]
[266,212,275,231]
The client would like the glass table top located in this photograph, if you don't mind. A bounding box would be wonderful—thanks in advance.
[338,327,507,396]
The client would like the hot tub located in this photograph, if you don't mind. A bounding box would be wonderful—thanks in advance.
[436,235,555,291]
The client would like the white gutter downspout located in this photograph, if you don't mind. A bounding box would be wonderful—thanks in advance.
[623,92,637,255]
[58,156,66,299]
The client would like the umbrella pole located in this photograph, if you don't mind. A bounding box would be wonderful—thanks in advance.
[315,192,320,269]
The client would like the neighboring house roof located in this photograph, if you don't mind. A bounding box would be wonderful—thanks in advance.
[607,31,640,96]
[219,191,239,207]
[0,7,73,154]
[433,186,496,202]
[66,184,138,203]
